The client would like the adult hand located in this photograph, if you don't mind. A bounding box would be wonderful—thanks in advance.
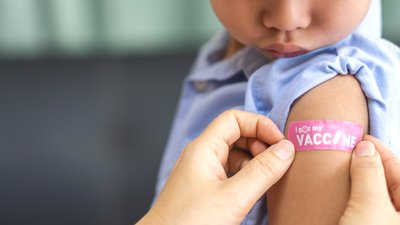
[339,135,400,225]
[137,110,295,225]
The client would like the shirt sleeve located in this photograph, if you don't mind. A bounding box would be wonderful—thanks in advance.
[244,34,400,157]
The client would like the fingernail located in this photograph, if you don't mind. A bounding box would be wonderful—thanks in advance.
[355,141,375,157]
[272,140,294,161]
[240,160,249,169]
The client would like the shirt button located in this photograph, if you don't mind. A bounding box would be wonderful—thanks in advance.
[193,81,208,92]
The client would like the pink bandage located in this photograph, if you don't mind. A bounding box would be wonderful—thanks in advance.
[287,120,363,152]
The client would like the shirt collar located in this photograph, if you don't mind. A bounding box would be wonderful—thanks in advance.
[188,30,271,82]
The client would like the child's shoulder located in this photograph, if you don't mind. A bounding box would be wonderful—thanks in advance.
[277,33,400,77]
[337,34,400,63]
[344,34,400,78]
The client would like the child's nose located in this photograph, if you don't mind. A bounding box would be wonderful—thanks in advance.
[263,1,310,31]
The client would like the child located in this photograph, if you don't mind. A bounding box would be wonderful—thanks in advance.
[155,0,400,224]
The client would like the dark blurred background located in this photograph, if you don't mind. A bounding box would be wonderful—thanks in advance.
[0,1,399,225]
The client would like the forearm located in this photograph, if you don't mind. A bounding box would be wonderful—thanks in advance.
[267,151,351,225]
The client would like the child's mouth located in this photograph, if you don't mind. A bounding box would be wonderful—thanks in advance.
[264,44,309,58]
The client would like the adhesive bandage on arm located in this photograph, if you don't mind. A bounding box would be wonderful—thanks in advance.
[287,120,363,152]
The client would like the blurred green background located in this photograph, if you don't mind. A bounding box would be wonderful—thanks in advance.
[0,0,219,57]
[0,0,399,58]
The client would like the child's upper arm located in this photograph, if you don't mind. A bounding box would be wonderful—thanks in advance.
[267,74,369,225]
[286,74,368,131]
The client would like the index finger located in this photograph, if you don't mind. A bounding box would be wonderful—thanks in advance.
[194,110,284,160]
[203,110,284,145]
[364,135,400,210]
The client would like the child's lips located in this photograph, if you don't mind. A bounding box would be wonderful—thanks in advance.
[264,44,309,58]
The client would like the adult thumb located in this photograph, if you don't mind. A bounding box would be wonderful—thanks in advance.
[349,141,392,206]
[227,140,294,207]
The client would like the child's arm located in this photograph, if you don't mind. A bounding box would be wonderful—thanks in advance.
[267,75,369,225]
